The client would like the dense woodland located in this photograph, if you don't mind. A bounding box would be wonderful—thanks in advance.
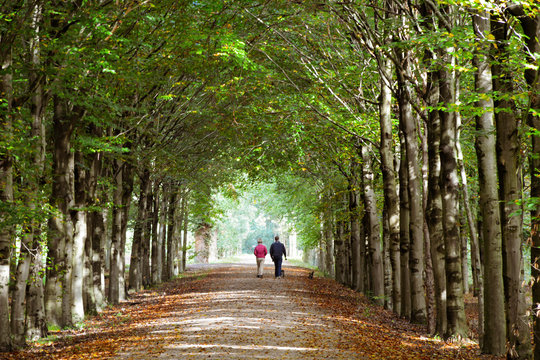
[0,0,539,358]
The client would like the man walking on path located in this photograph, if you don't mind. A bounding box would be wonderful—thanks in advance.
[269,235,286,278]
[253,238,267,278]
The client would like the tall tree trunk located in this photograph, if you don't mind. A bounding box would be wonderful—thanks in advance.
[378,57,400,314]
[457,104,481,297]
[119,162,133,299]
[399,134,411,320]
[509,7,540,359]
[25,2,47,340]
[397,62,425,322]
[439,55,468,338]
[178,190,187,273]
[129,169,150,291]
[491,12,531,359]
[158,188,169,281]
[334,196,348,285]
[91,206,106,312]
[472,12,505,355]
[455,99,476,297]
[323,193,335,278]
[425,67,447,335]
[142,184,153,286]
[11,219,33,346]
[361,145,384,305]
[166,189,177,280]
[71,150,87,324]
[0,42,14,352]
[348,175,362,291]
[109,159,124,305]
[45,95,76,328]
[151,181,161,284]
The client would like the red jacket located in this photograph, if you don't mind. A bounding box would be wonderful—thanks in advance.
[254,244,268,258]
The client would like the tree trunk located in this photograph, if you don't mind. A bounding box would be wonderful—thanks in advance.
[194,223,212,263]
[425,68,447,335]
[25,3,47,340]
[25,228,47,341]
[348,176,362,291]
[361,145,384,304]
[166,189,177,280]
[509,7,540,359]
[45,95,76,328]
[129,169,150,291]
[378,56,400,314]
[11,227,32,346]
[109,159,124,305]
[151,181,161,284]
[71,150,87,325]
[439,56,468,338]
[159,188,167,279]
[120,162,133,298]
[0,45,14,352]
[491,12,531,359]
[399,134,411,320]
[472,12,505,355]
[455,99,476,297]
[142,184,153,286]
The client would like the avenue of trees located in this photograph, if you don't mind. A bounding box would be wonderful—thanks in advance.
[0,0,539,359]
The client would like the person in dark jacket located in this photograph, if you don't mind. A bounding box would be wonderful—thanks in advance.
[269,235,287,278]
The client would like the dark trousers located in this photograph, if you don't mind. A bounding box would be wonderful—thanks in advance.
[273,256,283,277]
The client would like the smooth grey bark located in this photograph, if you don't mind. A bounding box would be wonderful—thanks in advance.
[361,145,384,304]
[45,95,76,328]
[508,7,540,359]
[472,12,505,355]
[455,101,476,296]
[439,55,468,339]
[25,3,47,340]
[397,58,426,323]
[490,11,531,359]
[11,227,32,346]
[129,169,150,291]
[378,57,401,314]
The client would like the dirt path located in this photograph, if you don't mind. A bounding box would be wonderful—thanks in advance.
[3,261,503,360]
[116,263,360,359]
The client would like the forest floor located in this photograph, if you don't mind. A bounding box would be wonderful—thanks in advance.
[2,259,503,360]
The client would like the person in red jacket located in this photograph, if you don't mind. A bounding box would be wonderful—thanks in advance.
[253,238,268,278]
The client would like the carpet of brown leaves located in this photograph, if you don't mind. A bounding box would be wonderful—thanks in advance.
[0,262,503,359]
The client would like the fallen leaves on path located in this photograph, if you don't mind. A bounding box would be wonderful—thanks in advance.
[0,264,503,359]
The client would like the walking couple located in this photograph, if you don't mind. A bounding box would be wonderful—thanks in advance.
[253,236,287,279]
